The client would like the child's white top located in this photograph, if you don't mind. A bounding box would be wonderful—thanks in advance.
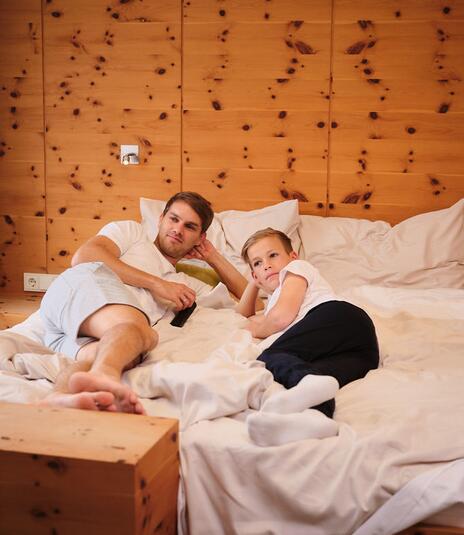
[259,259,339,350]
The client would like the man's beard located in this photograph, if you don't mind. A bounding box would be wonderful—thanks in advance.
[156,234,189,260]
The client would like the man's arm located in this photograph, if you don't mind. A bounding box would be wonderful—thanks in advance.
[188,238,257,303]
[72,236,196,310]
[205,249,248,300]
[247,273,307,339]
[189,239,247,299]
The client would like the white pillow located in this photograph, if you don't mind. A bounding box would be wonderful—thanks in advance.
[217,200,302,275]
[139,197,227,252]
[299,214,391,257]
[299,199,464,292]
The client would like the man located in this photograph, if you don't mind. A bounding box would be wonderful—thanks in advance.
[40,192,248,414]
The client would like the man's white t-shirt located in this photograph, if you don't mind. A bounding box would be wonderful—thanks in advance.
[259,259,340,351]
[98,220,235,325]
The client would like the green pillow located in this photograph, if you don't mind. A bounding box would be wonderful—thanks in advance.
[176,262,221,287]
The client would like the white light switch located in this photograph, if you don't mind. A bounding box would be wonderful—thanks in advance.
[120,144,139,165]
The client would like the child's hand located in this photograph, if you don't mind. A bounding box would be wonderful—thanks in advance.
[246,279,261,291]
[245,315,266,338]
[254,280,265,291]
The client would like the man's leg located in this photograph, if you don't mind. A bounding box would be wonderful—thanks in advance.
[43,304,158,414]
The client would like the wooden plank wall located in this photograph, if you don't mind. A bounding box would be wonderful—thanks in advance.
[182,1,331,213]
[0,1,47,292]
[1,0,463,292]
[330,0,464,222]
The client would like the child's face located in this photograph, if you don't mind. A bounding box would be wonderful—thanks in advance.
[248,236,297,293]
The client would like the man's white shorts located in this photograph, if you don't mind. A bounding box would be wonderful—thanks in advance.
[40,262,148,358]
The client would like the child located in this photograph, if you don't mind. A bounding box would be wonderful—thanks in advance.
[237,228,379,445]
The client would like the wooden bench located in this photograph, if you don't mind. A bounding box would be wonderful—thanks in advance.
[0,402,179,534]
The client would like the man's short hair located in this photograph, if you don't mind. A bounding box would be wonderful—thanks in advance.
[163,192,214,233]
[241,228,293,266]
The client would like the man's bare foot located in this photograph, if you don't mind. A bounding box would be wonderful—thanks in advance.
[68,371,145,415]
[39,391,117,412]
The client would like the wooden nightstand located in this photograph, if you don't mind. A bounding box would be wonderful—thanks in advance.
[0,293,42,329]
[0,402,179,534]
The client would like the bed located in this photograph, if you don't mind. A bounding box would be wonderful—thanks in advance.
[1,197,463,534]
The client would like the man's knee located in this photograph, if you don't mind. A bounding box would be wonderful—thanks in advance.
[118,320,158,353]
[80,304,148,338]
[141,325,158,352]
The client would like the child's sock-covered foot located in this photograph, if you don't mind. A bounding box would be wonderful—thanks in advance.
[247,409,339,447]
[261,374,339,414]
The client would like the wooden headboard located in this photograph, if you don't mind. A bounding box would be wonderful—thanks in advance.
[1,0,463,292]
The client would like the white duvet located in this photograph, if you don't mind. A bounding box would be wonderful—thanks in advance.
[1,285,464,534]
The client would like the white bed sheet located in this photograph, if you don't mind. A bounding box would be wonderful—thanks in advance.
[1,285,464,534]
[353,458,464,534]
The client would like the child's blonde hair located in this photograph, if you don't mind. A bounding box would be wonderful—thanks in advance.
[241,228,293,266]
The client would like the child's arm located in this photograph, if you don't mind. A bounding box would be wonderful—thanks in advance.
[247,273,307,338]
[236,280,260,317]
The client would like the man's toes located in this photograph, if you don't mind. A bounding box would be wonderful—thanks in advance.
[94,391,115,408]
[134,401,146,415]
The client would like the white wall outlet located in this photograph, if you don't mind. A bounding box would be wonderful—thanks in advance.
[120,144,139,165]
[24,273,57,292]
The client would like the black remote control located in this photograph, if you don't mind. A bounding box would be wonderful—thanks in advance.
[170,302,197,327]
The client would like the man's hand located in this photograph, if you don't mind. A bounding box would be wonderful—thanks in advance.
[150,279,196,310]
[186,236,251,302]
[184,237,217,264]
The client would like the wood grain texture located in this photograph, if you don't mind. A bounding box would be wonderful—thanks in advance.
[0,402,178,535]
[183,3,332,217]
[0,0,463,292]
[329,0,464,222]
[0,216,47,291]
[46,217,115,271]
[333,21,464,80]
[0,0,45,292]
[335,1,464,22]
[0,293,42,329]
[184,167,327,213]
[182,0,331,22]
